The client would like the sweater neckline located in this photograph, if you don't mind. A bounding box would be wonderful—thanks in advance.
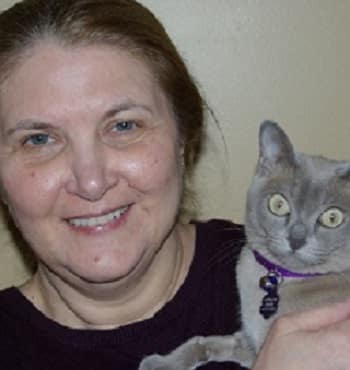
[4,222,209,347]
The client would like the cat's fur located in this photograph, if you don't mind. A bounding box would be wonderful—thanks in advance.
[139,121,350,370]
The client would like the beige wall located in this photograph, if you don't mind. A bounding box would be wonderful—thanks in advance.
[1,0,350,288]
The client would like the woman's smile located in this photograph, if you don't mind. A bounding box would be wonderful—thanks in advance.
[66,204,131,234]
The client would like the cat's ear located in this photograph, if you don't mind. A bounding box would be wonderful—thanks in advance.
[256,120,296,176]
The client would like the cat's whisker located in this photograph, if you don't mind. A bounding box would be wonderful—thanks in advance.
[205,232,282,272]
[205,228,282,272]
[205,239,244,272]
[244,226,268,239]
[248,235,285,251]
[206,248,236,270]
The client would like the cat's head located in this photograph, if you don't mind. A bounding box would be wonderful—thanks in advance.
[246,121,350,274]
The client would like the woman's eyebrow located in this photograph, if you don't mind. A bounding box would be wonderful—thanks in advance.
[102,101,153,120]
[5,120,54,136]
[4,102,154,136]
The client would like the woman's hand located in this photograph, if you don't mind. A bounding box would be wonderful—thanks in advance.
[252,299,350,370]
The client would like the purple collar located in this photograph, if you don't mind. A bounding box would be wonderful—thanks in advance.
[253,250,322,278]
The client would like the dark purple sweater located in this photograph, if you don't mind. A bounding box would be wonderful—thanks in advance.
[0,219,246,370]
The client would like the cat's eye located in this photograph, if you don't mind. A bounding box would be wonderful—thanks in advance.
[268,193,290,217]
[319,207,344,228]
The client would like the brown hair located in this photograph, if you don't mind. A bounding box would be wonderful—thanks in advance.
[0,0,204,216]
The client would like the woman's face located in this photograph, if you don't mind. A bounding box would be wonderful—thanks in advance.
[0,42,184,285]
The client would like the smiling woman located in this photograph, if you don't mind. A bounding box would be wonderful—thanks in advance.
[1,44,184,287]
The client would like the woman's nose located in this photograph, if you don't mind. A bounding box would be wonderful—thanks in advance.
[65,146,117,201]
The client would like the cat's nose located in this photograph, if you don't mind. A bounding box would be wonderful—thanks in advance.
[288,223,307,250]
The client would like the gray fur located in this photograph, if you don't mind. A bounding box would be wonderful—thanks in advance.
[139,121,350,370]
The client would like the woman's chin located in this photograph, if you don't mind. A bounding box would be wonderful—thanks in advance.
[69,252,148,287]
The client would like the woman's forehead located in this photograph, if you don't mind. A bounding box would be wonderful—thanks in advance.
[0,41,172,126]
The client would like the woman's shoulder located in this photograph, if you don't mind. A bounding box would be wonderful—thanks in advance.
[185,219,245,333]
[189,218,246,273]
[0,286,18,305]
[0,286,26,321]
[193,218,245,249]
[0,287,26,349]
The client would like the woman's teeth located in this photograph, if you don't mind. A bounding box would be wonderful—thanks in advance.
[68,206,129,228]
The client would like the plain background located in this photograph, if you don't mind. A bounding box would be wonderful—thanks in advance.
[0,0,350,288]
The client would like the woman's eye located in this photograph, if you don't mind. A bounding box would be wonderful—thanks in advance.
[113,120,137,132]
[23,133,52,146]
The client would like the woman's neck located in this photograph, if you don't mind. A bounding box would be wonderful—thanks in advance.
[20,223,195,329]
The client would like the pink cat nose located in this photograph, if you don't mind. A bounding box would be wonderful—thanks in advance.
[288,223,307,250]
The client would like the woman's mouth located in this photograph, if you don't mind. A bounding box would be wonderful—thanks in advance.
[67,205,130,228]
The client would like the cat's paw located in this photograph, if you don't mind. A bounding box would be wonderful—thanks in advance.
[138,354,177,370]
[232,331,254,368]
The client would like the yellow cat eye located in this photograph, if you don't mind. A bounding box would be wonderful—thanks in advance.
[319,207,344,228]
[268,193,290,217]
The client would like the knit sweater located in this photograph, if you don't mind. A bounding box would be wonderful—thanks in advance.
[0,219,246,370]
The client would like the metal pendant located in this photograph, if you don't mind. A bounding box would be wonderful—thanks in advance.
[259,271,282,319]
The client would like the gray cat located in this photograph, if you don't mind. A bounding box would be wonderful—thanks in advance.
[139,121,350,370]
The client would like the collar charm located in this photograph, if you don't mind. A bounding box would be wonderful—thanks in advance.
[259,271,281,319]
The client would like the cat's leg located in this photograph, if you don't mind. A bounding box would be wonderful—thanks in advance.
[138,331,254,370]
[138,335,209,370]
[202,331,254,368]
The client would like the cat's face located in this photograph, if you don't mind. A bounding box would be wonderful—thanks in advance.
[246,121,350,274]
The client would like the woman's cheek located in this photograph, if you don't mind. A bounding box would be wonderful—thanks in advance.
[0,162,63,217]
[125,142,181,192]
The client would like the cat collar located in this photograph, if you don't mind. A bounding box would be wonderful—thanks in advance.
[253,250,321,320]
[253,250,322,278]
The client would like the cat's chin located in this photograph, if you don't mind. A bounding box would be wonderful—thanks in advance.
[265,248,322,273]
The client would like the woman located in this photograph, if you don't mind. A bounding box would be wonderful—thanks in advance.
[0,1,350,370]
